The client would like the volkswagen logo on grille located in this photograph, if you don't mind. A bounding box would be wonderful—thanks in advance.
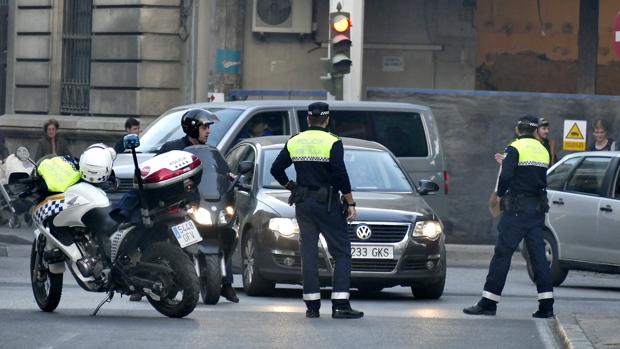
[355,224,372,240]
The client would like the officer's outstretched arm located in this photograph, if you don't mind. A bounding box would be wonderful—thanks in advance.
[497,146,518,197]
[270,144,292,187]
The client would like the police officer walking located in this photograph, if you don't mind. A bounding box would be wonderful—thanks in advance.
[464,115,555,318]
[270,102,363,319]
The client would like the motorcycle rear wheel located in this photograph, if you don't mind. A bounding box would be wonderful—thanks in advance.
[30,240,63,312]
[142,242,199,318]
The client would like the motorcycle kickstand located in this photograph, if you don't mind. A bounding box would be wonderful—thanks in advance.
[91,290,114,316]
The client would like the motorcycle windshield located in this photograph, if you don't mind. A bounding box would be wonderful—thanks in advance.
[184,145,230,202]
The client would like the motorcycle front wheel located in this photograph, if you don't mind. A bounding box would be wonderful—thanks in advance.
[142,242,199,318]
[30,240,63,312]
[199,254,222,305]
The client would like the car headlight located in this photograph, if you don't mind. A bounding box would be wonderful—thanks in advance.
[218,206,235,224]
[269,218,300,238]
[413,221,442,240]
[188,206,212,226]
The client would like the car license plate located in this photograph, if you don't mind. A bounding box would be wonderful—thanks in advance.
[171,220,203,248]
[351,245,394,259]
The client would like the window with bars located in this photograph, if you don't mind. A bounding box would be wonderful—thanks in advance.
[60,0,92,115]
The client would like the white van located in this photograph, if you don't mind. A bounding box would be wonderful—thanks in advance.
[111,100,449,229]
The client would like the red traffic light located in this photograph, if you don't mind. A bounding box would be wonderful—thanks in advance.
[332,15,351,33]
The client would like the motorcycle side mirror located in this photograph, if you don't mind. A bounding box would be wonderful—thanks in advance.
[418,180,439,195]
[238,161,254,175]
[15,147,30,162]
[123,134,140,150]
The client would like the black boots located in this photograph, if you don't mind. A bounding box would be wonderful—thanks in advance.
[332,307,364,319]
[462,304,497,316]
[463,297,497,316]
[221,284,239,303]
[533,299,554,318]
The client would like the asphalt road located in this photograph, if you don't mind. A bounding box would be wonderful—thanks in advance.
[1,241,619,349]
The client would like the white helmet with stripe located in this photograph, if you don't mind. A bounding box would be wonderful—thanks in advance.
[79,143,116,183]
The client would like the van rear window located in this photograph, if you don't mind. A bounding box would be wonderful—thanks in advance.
[297,110,429,157]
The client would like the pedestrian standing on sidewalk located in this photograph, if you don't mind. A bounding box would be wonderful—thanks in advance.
[536,117,557,165]
[588,119,615,151]
[34,119,72,161]
[270,101,363,319]
[114,118,141,154]
[464,115,555,318]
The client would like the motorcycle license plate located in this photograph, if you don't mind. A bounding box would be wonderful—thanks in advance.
[350,245,394,259]
[171,220,203,248]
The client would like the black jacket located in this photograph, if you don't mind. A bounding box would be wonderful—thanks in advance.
[270,126,352,194]
[157,136,194,155]
[497,135,548,198]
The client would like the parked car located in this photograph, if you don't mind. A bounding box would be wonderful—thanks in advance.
[225,136,446,299]
[110,100,450,230]
[522,151,620,286]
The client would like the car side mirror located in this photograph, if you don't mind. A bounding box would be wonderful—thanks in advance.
[123,134,140,150]
[235,175,252,191]
[418,180,439,195]
[238,161,254,175]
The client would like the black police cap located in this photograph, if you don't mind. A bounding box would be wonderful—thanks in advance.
[307,102,330,117]
[517,115,539,128]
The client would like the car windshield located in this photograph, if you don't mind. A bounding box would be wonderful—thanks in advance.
[135,108,243,153]
[262,148,413,192]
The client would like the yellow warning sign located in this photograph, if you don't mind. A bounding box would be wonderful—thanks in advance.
[566,123,584,140]
[563,141,585,151]
[562,120,587,152]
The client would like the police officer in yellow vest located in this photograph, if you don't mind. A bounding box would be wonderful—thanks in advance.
[270,102,363,319]
[464,115,555,318]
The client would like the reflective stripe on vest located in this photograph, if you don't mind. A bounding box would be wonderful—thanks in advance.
[37,156,81,192]
[510,138,550,168]
[287,130,339,163]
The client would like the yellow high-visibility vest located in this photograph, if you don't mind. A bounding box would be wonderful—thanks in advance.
[287,130,339,162]
[37,156,80,192]
[510,138,550,168]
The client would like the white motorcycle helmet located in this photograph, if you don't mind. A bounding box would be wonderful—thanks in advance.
[79,143,116,183]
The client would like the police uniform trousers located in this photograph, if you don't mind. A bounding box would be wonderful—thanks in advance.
[295,194,351,310]
[482,198,554,307]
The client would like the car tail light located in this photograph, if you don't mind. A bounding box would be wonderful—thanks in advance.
[167,206,180,215]
[443,171,449,195]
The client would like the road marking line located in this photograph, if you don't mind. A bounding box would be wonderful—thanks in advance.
[38,332,79,349]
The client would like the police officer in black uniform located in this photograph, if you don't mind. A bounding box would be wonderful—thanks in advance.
[270,102,363,319]
[464,115,555,318]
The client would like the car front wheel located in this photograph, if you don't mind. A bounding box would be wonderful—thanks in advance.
[411,244,446,300]
[242,232,275,296]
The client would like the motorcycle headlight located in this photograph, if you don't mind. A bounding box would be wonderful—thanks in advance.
[188,206,212,226]
[268,218,300,238]
[413,221,442,240]
[218,206,235,224]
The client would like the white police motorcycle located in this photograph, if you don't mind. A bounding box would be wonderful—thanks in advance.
[12,135,203,318]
